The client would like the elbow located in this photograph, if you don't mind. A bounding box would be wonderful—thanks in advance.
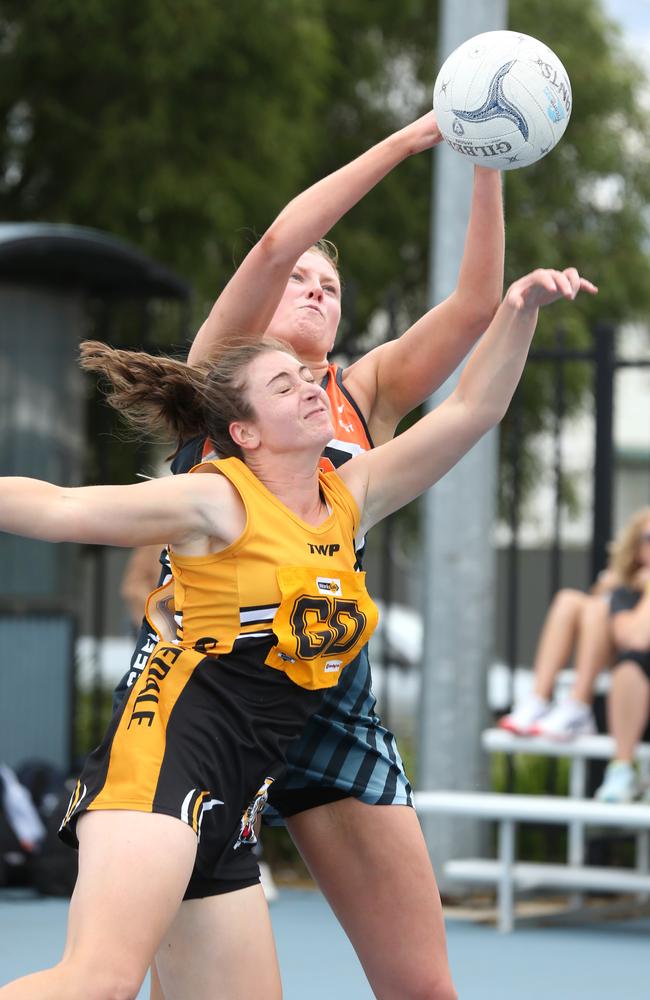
[476,299,502,337]
[257,229,281,261]
[456,292,502,339]
[485,293,503,328]
[454,388,507,436]
[473,398,508,433]
[453,401,504,450]
[256,225,296,269]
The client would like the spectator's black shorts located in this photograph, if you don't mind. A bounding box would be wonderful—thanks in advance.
[614,649,650,680]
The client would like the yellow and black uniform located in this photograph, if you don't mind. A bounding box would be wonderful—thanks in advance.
[109,364,411,894]
[113,362,373,703]
[61,458,377,885]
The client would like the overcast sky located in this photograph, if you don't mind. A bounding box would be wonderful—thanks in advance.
[603,0,650,58]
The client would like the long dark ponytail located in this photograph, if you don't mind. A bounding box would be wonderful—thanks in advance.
[79,338,295,460]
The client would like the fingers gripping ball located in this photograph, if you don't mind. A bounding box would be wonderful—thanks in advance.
[433,30,571,170]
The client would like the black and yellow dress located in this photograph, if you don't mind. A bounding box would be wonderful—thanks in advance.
[60,457,377,885]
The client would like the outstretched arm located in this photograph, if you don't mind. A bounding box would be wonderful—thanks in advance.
[188,112,443,365]
[345,166,505,442]
[339,268,598,532]
[0,474,234,549]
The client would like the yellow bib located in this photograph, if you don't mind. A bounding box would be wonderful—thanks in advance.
[167,458,378,690]
[266,565,377,689]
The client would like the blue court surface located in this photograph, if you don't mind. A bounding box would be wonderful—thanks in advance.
[1,887,649,998]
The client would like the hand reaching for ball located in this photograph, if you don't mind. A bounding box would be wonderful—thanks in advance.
[399,110,444,155]
[506,267,598,312]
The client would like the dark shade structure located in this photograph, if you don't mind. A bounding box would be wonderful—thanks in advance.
[0,223,190,299]
[0,223,190,771]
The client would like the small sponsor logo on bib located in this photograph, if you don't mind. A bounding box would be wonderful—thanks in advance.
[317,577,342,595]
[324,660,342,673]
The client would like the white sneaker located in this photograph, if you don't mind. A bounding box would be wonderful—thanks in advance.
[532,698,596,741]
[498,695,550,736]
[258,860,279,903]
[594,761,639,803]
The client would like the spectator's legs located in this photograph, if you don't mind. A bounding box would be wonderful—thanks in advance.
[607,661,650,760]
[571,595,614,704]
[531,589,590,699]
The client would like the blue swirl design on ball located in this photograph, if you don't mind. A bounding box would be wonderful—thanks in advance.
[452,60,529,141]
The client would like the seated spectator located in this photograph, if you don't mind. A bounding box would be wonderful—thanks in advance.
[594,510,650,802]
[499,507,650,740]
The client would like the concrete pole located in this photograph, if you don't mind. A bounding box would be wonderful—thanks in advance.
[417,0,507,890]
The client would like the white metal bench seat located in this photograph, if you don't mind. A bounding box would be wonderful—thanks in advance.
[414,790,650,931]
[445,859,650,895]
[481,728,650,766]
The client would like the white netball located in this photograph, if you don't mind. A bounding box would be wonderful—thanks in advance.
[433,30,572,170]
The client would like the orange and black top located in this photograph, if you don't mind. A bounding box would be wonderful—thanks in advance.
[319,364,373,470]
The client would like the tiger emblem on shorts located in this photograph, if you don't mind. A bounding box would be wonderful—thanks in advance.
[234,776,275,849]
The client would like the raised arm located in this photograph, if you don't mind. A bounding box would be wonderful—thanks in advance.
[345,166,505,442]
[0,473,236,550]
[188,112,443,365]
[339,268,597,533]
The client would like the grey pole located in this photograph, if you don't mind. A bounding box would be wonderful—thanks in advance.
[417,0,507,889]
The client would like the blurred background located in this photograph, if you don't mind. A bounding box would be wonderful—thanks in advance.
[0,0,649,918]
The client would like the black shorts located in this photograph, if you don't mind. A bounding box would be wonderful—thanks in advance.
[610,589,650,681]
[60,642,322,893]
[614,649,650,680]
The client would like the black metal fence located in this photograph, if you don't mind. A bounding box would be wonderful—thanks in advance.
[364,317,650,838]
[498,322,650,859]
[503,321,650,691]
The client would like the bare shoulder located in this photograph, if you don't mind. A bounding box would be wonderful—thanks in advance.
[341,345,402,446]
[180,466,241,506]
[171,468,246,546]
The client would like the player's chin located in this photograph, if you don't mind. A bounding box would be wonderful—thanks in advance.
[294,320,334,348]
[314,413,334,434]
[306,412,334,440]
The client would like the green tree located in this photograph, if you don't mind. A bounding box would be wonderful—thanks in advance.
[2,1,647,333]
[500,0,650,514]
[0,0,648,492]
[0,0,334,316]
